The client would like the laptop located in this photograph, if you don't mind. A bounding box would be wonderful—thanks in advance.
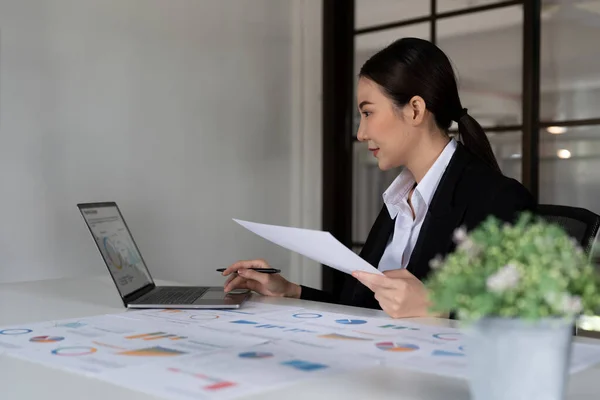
[77,202,250,309]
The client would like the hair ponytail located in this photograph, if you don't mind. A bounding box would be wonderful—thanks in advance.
[359,37,502,174]
[455,108,501,173]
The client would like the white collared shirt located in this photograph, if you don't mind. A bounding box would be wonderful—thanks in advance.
[378,138,458,272]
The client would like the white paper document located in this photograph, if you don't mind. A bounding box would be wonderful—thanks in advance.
[3,306,600,400]
[233,219,382,275]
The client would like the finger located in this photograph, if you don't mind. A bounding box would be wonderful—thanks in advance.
[374,291,383,303]
[383,268,413,279]
[356,276,377,292]
[375,288,397,305]
[375,292,398,319]
[222,259,269,276]
[243,279,263,293]
[224,273,238,287]
[223,276,266,295]
[224,275,247,293]
[353,271,394,290]
[237,268,270,285]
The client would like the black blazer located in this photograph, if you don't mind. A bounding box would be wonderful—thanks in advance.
[300,143,536,309]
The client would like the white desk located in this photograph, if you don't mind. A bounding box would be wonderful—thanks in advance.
[1,276,599,399]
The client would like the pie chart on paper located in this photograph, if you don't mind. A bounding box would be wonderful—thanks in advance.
[335,319,367,325]
[376,342,420,352]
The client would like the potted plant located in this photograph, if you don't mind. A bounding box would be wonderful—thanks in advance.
[425,212,600,400]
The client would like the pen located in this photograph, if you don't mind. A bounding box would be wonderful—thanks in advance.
[216,268,281,274]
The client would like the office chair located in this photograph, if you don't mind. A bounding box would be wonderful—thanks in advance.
[536,205,600,337]
[536,204,600,256]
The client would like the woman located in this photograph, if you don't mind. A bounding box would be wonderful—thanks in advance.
[222,37,535,318]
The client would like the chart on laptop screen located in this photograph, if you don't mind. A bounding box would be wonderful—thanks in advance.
[81,205,152,296]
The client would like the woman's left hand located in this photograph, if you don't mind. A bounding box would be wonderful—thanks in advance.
[352,269,431,318]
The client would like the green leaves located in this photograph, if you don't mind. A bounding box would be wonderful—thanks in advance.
[425,212,600,322]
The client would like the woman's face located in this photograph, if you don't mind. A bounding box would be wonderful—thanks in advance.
[356,77,420,171]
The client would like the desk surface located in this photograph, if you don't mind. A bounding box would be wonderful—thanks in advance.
[1,276,599,399]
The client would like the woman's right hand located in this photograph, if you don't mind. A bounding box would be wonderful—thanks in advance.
[221,259,301,299]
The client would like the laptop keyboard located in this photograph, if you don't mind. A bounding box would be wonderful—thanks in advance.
[135,287,210,305]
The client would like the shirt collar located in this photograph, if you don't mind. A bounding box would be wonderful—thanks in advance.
[382,168,415,218]
[382,138,457,217]
[416,138,457,208]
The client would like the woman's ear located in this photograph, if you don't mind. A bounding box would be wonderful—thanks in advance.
[406,95,427,126]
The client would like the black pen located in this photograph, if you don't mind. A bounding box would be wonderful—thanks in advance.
[216,268,281,274]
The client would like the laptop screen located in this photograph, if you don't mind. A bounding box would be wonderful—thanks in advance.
[80,204,153,297]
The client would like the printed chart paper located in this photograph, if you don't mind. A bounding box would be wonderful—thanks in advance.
[2,303,600,399]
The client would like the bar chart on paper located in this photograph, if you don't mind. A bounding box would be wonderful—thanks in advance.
[100,342,380,400]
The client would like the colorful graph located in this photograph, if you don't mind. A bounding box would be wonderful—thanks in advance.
[0,328,32,335]
[167,367,237,391]
[51,346,97,356]
[335,319,367,325]
[281,360,329,372]
[292,313,323,319]
[118,346,187,357]
[29,336,65,343]
[203,381,237,391]
[92,341,126,350]
[432,350,465,357]
[238,351,274,359]
[103,237,123,269]
[432,333,461,341]
[318,333,372,341]
[379,324,419,331]
[55,322,86,329]
[102,236,141,271]
[376,342,420,352]
[125,332,187,341]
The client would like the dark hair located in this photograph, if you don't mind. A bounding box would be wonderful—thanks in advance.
[359,37,501,173]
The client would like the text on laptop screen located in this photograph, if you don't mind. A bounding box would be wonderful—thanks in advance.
[81,205,153,297]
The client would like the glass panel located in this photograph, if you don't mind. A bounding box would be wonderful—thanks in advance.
[355,0,430,30]
[541,0,600,121]
[437,0,508,14]
[352,246,363,255]
[353,23,430,135]
[437,5,523,126]
[539,125,600,214]
[486,131,522,182]
[352,141,402,243]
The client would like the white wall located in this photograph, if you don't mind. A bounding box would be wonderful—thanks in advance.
[0,0,323,287]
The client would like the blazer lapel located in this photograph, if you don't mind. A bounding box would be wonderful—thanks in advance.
[359,206,394,267]
[342,206,394,307]
[407,144,472,280]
